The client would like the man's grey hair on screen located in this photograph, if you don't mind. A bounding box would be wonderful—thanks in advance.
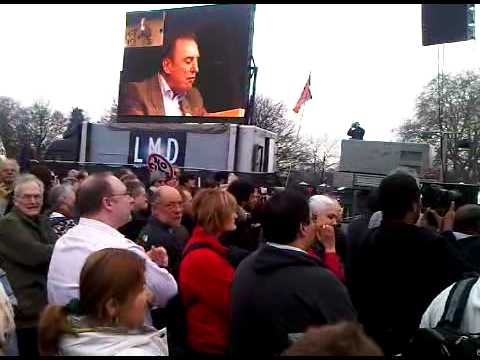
[309,195,338,216]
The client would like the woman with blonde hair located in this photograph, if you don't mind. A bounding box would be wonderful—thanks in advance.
[38,248,168,356]
[178,187,238,355]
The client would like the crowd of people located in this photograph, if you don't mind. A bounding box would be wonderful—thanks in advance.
[0,157,479,356]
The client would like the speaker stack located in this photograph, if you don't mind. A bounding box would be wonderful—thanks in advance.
[422,4,475,46]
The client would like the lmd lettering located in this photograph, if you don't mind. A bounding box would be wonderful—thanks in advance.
[133,136,179,164]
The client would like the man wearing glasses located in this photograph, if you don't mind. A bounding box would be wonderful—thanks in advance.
[138,186,189,280]
[0,174,57,356]
[47,172,178,327]
[137,185,189,330]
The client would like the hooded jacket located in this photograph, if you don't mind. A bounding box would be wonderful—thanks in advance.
[58,325,168,356]
[229,243,356,356]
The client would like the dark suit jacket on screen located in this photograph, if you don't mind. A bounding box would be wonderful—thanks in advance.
[118,72,207,117]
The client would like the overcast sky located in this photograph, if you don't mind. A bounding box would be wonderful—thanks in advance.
[1,4,479,144]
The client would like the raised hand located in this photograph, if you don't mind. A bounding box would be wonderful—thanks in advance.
[441,201,456,232]
[316,224,336,253]
[147,245,169,268]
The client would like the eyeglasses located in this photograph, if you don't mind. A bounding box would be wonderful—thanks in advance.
[18,194,42,201]
[153,201,183,210]
[166,202,183,210]
[108,192,130,198]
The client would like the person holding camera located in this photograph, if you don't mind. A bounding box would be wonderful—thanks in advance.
[348,172,475,356]
[347,122,365,140]
[418,184,463,234]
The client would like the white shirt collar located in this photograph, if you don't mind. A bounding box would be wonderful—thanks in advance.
[453,231,472,240]
[158,74,185,101]
[49,212,66,219]
[78,217,124,239]
[266,242,307,255]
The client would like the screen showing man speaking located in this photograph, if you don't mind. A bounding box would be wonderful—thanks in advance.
[117,4,255,122]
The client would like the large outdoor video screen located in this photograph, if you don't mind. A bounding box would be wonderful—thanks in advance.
[117,4,255,123]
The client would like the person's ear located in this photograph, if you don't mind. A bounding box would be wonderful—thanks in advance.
[105,298,119,321]
[300,223,307,237]
[162,57,172,75]
[102,196,114,211]
[299,221,311,238]
[412,201,421,214]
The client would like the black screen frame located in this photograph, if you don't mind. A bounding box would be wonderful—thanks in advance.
[116,4,256,125]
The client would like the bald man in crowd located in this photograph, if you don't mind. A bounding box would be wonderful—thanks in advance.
[452,204,480,269]
[138,186,189,280]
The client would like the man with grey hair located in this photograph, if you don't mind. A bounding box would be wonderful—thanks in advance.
[47,184,78,239]
[0,159,20,216]
[0,174,57,356]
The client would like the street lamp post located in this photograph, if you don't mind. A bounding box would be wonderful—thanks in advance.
[440,132,448,183]
[421,130,460,183]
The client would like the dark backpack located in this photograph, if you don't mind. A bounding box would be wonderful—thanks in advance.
[405,276,480,358]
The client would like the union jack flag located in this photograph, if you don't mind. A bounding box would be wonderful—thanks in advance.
[293,74,312,113]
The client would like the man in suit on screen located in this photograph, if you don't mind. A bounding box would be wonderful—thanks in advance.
[119,32,207,117]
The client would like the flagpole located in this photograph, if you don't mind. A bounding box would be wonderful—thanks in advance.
[285,104,306,188]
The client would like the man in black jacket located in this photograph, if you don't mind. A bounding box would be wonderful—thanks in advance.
[347,122,365,140]
[230,190,356,356]
[348,173,476,356]
[118,179,149,242]
[451,204,480,269]
[138,185,189,280]
[222,180,261,252]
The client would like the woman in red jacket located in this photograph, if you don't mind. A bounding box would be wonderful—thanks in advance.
[178,188,238,355]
